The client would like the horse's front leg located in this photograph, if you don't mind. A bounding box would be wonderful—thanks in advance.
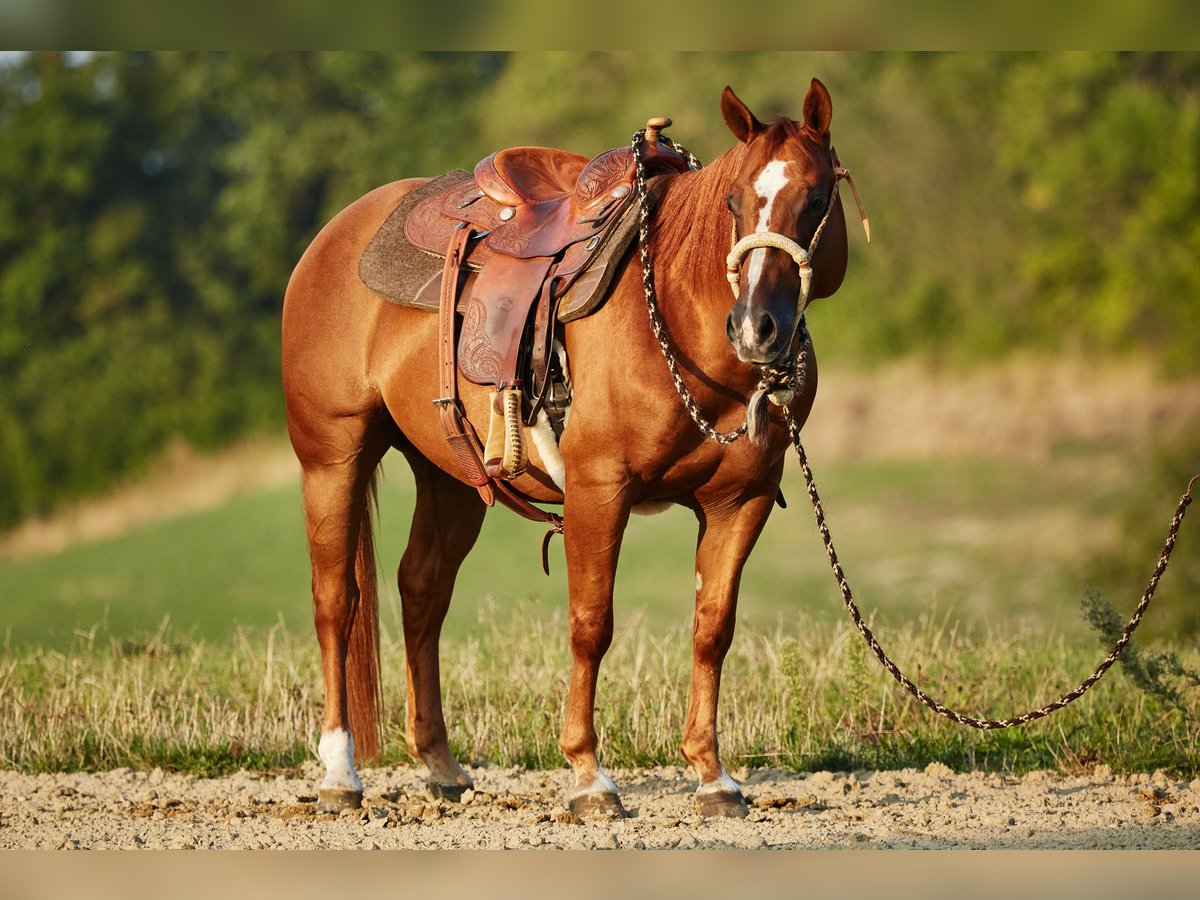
[559,474,633,818]
[683,489,777,818]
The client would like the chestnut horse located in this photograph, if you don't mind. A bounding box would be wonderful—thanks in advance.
[282,79,852,817]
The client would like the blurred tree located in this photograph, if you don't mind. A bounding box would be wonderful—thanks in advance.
[996,52,1200,373]
[0,51,502,527]
[0,52,1196,530]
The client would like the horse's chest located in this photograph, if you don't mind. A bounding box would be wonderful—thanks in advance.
[631,437,781,503]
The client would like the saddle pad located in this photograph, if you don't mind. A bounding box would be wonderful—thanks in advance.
[357,169,474,310]
[357,169,662,322]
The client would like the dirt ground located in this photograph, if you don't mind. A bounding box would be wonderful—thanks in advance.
[3,762,1198,850]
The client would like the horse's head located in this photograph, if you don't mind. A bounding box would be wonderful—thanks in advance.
[721,79,849,366]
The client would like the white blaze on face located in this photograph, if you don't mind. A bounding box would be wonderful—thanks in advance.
[742,159,793,342]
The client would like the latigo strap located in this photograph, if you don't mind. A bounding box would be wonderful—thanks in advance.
[432,224,564,572]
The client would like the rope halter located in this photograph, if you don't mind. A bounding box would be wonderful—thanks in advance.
[726,231,814,303]
[724,150,869,443]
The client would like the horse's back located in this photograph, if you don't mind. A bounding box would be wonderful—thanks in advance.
[284,178,427,319]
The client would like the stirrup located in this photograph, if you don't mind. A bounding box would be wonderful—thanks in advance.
[484,386,528,479]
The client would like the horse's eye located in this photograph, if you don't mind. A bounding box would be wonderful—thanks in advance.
[725,193,740,215]
[808,194,828,214]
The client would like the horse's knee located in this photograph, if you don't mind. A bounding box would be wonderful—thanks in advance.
[568,608,613,662]
[691,612,735,664]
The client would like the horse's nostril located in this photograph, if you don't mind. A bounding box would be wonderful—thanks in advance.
[756,312,777,344]
[726,311,738,344]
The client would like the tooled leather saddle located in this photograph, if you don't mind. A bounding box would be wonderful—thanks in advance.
[381,121,690,508]
[408,145,649,392]
[356,120,690,553]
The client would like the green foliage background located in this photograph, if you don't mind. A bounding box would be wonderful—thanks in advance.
[2,51,1198,529]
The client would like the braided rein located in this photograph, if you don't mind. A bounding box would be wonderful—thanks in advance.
[630,124,1198,730]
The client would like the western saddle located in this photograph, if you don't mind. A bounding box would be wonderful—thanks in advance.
[403,118,691,535]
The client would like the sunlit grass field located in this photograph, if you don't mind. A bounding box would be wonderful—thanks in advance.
[0,451,1173,648]
[4,602,1198,777]
[2,361,1197,775]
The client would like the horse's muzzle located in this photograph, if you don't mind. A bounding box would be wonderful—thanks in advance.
[726,305,792,365]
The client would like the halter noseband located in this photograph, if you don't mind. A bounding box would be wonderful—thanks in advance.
[726,230,814,303]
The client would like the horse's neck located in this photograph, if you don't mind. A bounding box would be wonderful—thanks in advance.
[647,148,745,368]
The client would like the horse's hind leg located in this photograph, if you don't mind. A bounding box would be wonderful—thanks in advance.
[396,451,487,800]
[292,416,393,813]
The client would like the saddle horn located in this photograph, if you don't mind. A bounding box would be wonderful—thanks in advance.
[645,116,672,145]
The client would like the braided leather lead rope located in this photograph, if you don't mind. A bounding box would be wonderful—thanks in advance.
[785,404,1199,729]
[632,126,1198,728]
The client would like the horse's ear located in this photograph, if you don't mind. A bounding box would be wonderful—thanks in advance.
[721,86,764,144]
[802,78,833,137]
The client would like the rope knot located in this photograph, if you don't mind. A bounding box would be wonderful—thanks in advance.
[746,331,808,446]
[758,363,798,406]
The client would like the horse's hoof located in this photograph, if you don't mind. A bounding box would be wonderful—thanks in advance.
[426,780,471,802]
[316,788,363,813]
[569,791,628,819]
[695,790,749,818]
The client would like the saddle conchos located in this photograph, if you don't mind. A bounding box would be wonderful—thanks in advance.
[358,119,692,506]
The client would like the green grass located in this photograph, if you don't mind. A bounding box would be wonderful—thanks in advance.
[2,606,1197,778]
[1,413,1197,777]
[0,484,311,648]
[1,440,1194,650]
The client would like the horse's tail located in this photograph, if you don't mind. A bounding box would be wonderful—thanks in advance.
[347,471,383,761]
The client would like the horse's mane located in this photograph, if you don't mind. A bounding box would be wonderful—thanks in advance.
[650,146,742,290]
